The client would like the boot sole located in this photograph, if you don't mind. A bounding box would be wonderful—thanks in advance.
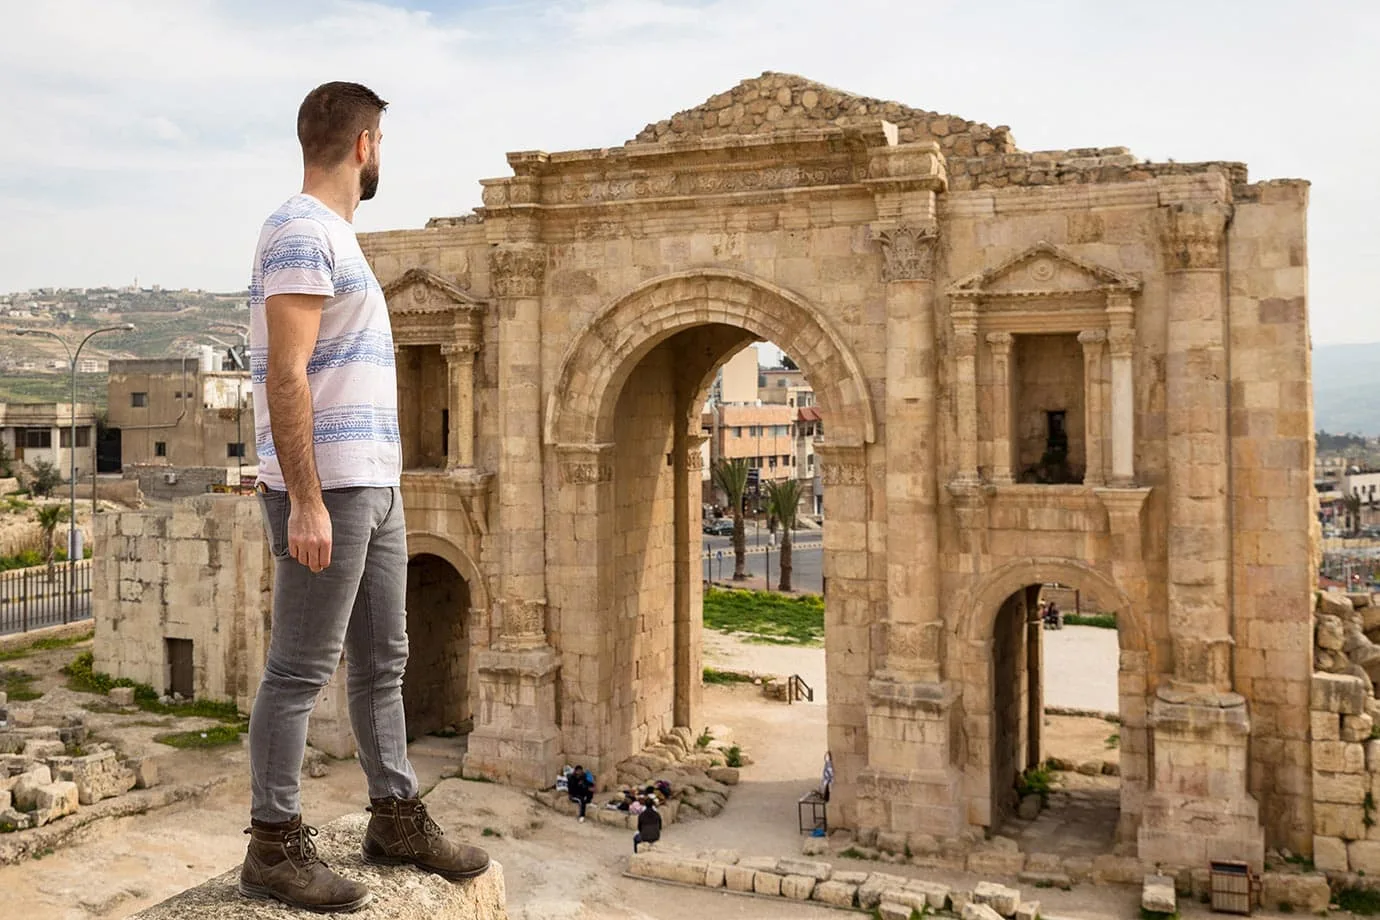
[361,850,491,881]
[238,880,373,913]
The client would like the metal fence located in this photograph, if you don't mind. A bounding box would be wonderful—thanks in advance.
[0,559,93,635]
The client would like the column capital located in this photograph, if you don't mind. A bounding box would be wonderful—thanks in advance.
[554,442,615,485]
[1159,201,1232,271]
[1108,327,1135,357]
[1077,329,1108,347]
[953,328,978,358]
[985,330,1013,353]
[495,597,549,650]
[877,223,939,283]
[441,342,480,358]
[489,243,547,298]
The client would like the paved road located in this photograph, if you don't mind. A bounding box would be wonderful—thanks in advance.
[702,535,823,594]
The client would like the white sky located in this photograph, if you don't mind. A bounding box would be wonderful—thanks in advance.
[2,0,1375,345]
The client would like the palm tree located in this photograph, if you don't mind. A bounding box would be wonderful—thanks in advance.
[712,459,750,580]
[765,478,804,592]
[35,504,67,580]
[1346,494,1363,536]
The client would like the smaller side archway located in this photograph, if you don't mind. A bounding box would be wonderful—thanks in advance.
[957,558,1152,846]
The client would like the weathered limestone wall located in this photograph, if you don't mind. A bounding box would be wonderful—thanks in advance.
[403,554,472,738]
[93,495,270,712]
[1011,333,1085,479]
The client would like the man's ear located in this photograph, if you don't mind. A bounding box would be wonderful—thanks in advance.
[355,129,371,165]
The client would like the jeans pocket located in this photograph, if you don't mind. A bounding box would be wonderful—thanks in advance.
[260,490,291,558]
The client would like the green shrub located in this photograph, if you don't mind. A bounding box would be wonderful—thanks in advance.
[63,651,240,720]
[1016,765,1055,803]
[726,745,743,768]
[702,667,755,685]
[1063,612,1118,629]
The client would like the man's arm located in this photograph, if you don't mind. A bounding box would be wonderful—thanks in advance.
[265,292,331,571]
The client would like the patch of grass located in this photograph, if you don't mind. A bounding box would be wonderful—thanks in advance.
[1017,765,1055,803]
[1063,612,1118,629]
[154,722,247,749]
[702,667,755,686]
[696,729,713,748]
[1105,732,1120,750]
[2,667,42,701]
[63,651,240,721]
[702,587,824,645]
[725,745,743,769]
[0,630,93,662]
[481,827,501,838]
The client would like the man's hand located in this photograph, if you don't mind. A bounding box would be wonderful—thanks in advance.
[288,496,332,573]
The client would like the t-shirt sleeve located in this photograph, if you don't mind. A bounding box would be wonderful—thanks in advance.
[261,218,335,299]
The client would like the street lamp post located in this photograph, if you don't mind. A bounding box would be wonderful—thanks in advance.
[15,324,135,622]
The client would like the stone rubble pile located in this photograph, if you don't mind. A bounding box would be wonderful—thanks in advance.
[534,725,747,827]
[0,694,155,833]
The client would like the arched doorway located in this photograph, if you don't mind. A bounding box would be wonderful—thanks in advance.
[964,559,1151,849]
[403,553,471,741]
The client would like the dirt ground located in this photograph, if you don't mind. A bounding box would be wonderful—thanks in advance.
[0,635,1301,920]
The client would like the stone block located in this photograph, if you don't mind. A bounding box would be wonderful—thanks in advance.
[1314,834,1349,871]
[1317,614,1345,650]
[739,856,780,872]
[1313,673,1367,714]
[1314,740,1366,773]
[877,903,912,920]
[1091,855,1143,885]
[967,848,1026,875]
[1345,713,1377,742]
[811,880,857,907]
[627,853,708,886]
[1015,902,1040,920]
[34,781,78,820]
[0,807,32,831]
[24,739,64,759]
[1260,871,1331,914]
[1142,875,1176,915]
[1315,802,1367,840]
[706,767,739,785]
[962,903,1004,920]
[776,857,831,881]
[753,871,783,896]
[904,879,951,909]
[1350,840,1380,874]
[1313,710,1341,741]
[801,837,827,856]
[1061,856,1093,882]
[876,830,907,854]
[1320,590,1356,619]
[723,865,755,892]
[907,832,939,856]
[703,863,725,888]
[11,766,52,811]
[108,686,136,706]
[1017,794,1041,819]
[833,870,869,884]
[781,875,816,900]
[973,881,1021,916]
[1314,770,1368,804]
[858,873,909,909]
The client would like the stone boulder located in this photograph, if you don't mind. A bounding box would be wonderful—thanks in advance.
[11,765,52,811]
[973,881,1021,917]
[1318,614,1346,650]
[1260,871,1330,914]
[1142,874,1177,915]
[1320,590,1358,621]
[811,880,857,908]
[781,874,816,900]
[706,766,739,785]
[32,780,79,826]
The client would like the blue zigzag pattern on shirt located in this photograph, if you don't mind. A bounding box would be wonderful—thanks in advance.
[332,257,380,295]
[247,327,395,383]
[255,404,400,458]
[262,232,333,278]
[265,196,338,228]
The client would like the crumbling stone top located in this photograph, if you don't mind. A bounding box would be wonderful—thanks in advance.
[130,813,507,919]
[631,71,1018,156]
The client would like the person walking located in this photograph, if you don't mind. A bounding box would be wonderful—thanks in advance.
[239,80,489,914]
[568,765,594,823]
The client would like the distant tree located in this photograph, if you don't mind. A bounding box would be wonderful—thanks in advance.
[765,478,803,592]
[780,354,799,371]
[712,459,750,581]
[1345,494,1363,536]
[35,503,67,578]
[29,459,62,497]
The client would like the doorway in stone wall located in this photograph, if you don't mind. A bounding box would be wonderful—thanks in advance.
[987,580,1127,856]
[403,553,471,742]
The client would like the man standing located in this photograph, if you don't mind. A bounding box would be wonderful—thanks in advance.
[240,81,489,913]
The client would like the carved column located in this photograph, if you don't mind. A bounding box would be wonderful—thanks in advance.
[441,343,477,469]
[986,331,1014,485]
[1107,295,1136,487]
[1138,200,1262,874]
[463,242,560,789]
[1077,329,1107,487]
[952,309,980,484]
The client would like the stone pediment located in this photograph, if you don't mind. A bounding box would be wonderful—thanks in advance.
[947,242,1141,301]
[384,268,485,315]
[630,71,1016,156]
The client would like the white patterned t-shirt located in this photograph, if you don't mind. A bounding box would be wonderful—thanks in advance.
[248,193,401,490]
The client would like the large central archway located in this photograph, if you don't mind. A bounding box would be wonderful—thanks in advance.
[544,270,877,823]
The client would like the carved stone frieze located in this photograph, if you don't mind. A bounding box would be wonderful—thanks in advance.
[1159,201,1232,271]
[528,164,869,207]
[816,445,868,487]
[555,443,615,485]
[877,224,939,282]
[489,245,547,298]
[1108,327,1135,357]
[498,597,547,643]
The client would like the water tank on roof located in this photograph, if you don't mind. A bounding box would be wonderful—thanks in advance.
[199,345,215,373]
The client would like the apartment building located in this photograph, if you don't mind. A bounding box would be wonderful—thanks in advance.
[0,402,97,481]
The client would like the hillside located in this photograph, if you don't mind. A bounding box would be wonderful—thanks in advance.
[1313,343,1380,437]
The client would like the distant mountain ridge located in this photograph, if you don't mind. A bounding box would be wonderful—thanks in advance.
[1313,343,1380,436]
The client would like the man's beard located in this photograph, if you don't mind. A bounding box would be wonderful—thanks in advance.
[359,154,380,201]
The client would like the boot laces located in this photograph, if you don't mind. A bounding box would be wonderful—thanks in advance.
[286,823,323,867]
[412,802,444,839]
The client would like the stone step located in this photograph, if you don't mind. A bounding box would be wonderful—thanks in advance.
[129,813,506,919]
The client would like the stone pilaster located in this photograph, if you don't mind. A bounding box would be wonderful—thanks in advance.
[985,331,1014,485]
[952,310,980,485]
[1107,319,1136,487]
[464,241,560,788]
[441,343,477,469]
[1138,199,1263,873]
[1077,330,1106,486]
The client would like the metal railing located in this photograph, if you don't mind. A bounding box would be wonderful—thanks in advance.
[787,673,814,704]
[0,559,93,635]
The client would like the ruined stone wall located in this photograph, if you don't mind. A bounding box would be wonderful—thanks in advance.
[93,495,270,712]
[123,464,232,502]
[403,554,471,738]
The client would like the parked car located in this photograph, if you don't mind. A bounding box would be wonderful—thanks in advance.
[702,518,735,536]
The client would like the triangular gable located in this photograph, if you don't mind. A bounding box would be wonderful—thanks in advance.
[948,242,1141,300]
[383,268,485,314]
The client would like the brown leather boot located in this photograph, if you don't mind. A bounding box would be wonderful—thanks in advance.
[238,815,373,913]
[361,796,491,880]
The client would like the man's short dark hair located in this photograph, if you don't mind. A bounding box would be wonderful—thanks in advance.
[296,82,388,168]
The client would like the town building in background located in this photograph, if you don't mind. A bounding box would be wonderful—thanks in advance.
[0,401,97,480]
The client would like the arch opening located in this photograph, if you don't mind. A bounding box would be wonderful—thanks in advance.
[403,553,472,740]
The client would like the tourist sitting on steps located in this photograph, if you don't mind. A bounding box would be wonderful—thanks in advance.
[633,798,662,853]
[568,765,594,822]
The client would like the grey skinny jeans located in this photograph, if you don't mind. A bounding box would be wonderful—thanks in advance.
[248,485,419,823]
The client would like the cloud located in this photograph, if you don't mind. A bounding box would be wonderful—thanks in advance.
[1,0,1377,345]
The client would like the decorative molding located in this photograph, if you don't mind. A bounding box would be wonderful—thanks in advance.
[1159,201,1232,271]
[948,240,1142,302]
[1077,329,1108,347]
[383,267,485,313]
[816,444,867,487]
[442,342,480,358]
[555,442,615,485]
[498,597,547,642]
[1107,327,1135,357]
[985,331,1013,354]
[953,329,979,359]
[489,245,547,298]
[877,224,939,282]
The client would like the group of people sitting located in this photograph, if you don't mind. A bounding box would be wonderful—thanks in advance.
[560,766,664,852]
[1038,599,1063,630]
